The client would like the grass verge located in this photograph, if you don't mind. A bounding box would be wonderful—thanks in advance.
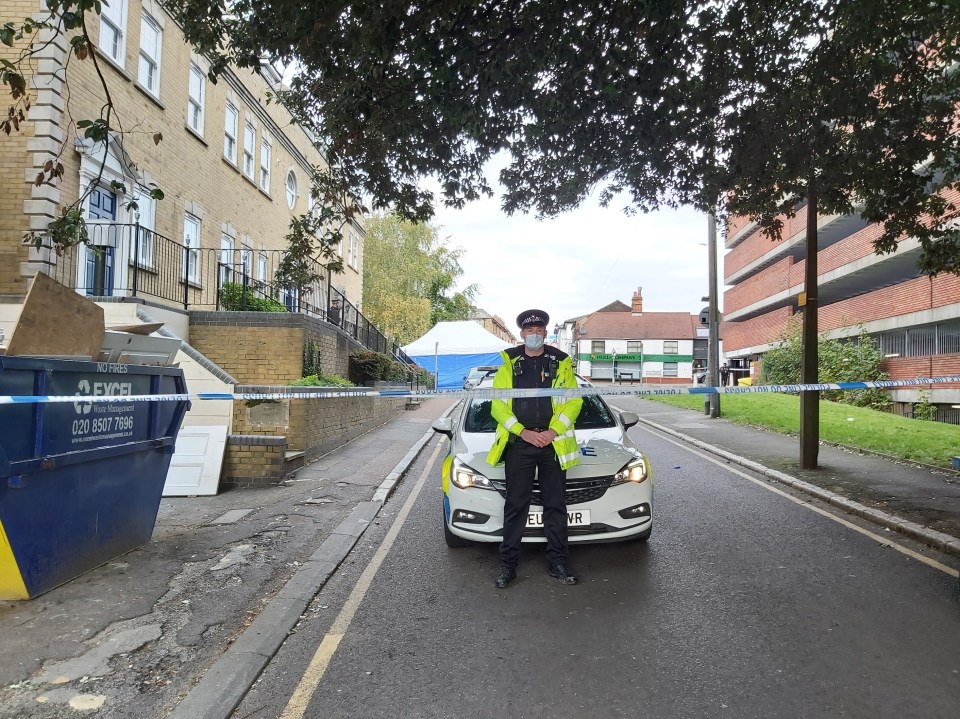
[646,393,960,469]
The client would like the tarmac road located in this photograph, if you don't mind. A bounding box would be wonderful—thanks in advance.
[231,416,960,719]
[1,395,958,718]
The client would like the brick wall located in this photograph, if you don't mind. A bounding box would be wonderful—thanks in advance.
[818,274,960,331]
[725,206,810,278]
[188,311,363,384]
[724,256,794,315]
[231,391,406,454]
[0,0,41,296]
[220,435,286,489]
[287,396,408,461]
[723,306,794,353]
[229,393,408,480]
[192,313,407,485]
[883,354,960,388]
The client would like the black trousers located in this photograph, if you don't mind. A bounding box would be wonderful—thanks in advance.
[499,440,568,568]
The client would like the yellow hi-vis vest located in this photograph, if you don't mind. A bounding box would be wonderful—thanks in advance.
[486,347,583,470]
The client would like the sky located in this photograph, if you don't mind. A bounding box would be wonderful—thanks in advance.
[429,189,720,333]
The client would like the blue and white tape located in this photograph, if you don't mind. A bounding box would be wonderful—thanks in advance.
[1,375,959,405]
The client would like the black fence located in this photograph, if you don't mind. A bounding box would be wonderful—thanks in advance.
[49,222,414,365]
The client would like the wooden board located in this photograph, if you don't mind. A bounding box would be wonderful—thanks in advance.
[5,273,105,360]
[106,322,165,335]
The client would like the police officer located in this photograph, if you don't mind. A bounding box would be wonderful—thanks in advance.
[487,309,583,588]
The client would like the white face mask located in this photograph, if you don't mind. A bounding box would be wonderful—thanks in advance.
[524,333,545,350]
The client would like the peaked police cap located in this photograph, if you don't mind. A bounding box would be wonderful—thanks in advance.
[516,309,549,329]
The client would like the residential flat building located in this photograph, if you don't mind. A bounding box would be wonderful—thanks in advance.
[468,308,517,344]
[559,289,714,384]
[0,0,364,319]
[722,189,960,423]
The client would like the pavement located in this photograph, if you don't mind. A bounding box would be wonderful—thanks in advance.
[627,397,960,555]
[1,393,958,718]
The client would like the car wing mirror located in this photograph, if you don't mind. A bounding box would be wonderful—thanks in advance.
[619,411,639,429]
[432,417,454,438]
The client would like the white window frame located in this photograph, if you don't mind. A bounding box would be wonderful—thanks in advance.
[133,193,156,267]
[349,234,359,270]
[242,122,256,178]
[137,12,162,96]
[223,104,238,163]
[183,214,201,285]
[257,252,268,295]
[187,64,205,135]
[285,170,298,209]
[220,235,234,285]
[663,340,679,355]
[240,245,252,280]
[259,136,271,192]
[663,362,679,378]
[99,0,127,65]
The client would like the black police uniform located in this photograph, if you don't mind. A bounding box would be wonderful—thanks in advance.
[500,344,571,570]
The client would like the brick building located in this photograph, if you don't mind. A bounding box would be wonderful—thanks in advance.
[0,0,364,313]
[467,307,517,344]
[722,191,960,423]
[561,289,712,384]
[0,2,423,489]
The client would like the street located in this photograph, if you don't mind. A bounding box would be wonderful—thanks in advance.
[232,412,960,719]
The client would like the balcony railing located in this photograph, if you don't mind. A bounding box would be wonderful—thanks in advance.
[47,222,414,365]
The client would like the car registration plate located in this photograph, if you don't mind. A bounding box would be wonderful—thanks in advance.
[526,509,591,528]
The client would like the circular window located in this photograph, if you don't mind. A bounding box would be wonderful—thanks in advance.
[285,170,298,209]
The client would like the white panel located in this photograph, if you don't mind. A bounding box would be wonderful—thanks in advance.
[163,425,227,496]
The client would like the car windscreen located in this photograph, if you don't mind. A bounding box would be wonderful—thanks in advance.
[464,394,616,433]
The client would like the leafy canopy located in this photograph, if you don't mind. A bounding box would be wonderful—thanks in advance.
[361,213,477,344]
[5,1,960,273]
[161,0,960,274]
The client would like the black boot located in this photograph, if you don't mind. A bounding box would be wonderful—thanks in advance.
[494,566,517,588]
[548,562,579,585]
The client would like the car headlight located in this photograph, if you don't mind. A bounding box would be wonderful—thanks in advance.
[451,460,495,490]
[612,456,649,485]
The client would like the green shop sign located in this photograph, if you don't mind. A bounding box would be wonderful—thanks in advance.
[591,353,642,361]
[581,353,695,362]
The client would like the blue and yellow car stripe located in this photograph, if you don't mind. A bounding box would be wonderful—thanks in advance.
[441,453,452,495]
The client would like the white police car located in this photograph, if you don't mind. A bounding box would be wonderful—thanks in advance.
[431,379,652,547]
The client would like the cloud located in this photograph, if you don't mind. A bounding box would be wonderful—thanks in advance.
[431,189,719,327]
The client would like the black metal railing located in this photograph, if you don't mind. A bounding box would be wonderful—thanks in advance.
[49,222,413,365]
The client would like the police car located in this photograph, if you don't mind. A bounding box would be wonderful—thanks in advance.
[431,377,652,547]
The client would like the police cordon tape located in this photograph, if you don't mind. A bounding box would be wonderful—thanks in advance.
[2,375,960,405]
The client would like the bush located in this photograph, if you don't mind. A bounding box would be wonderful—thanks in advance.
[290,373,354,387]
[349,351,433,387]
[408,364,435,389]
[219,282,288,312]
[913,390,937,421]
[303,339,322,377]
[759,321,891,411]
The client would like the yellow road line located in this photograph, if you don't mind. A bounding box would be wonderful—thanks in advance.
[280,440,443,719]
[642,426,959,578]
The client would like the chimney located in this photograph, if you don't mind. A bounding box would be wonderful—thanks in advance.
[631,287,643,314]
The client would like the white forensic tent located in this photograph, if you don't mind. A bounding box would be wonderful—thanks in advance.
[402,321,512,389]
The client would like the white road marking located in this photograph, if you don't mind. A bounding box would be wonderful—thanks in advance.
[279,440,443,719]
[640,426,959,578]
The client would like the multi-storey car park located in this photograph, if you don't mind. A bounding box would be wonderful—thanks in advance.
[721,192,960,424]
